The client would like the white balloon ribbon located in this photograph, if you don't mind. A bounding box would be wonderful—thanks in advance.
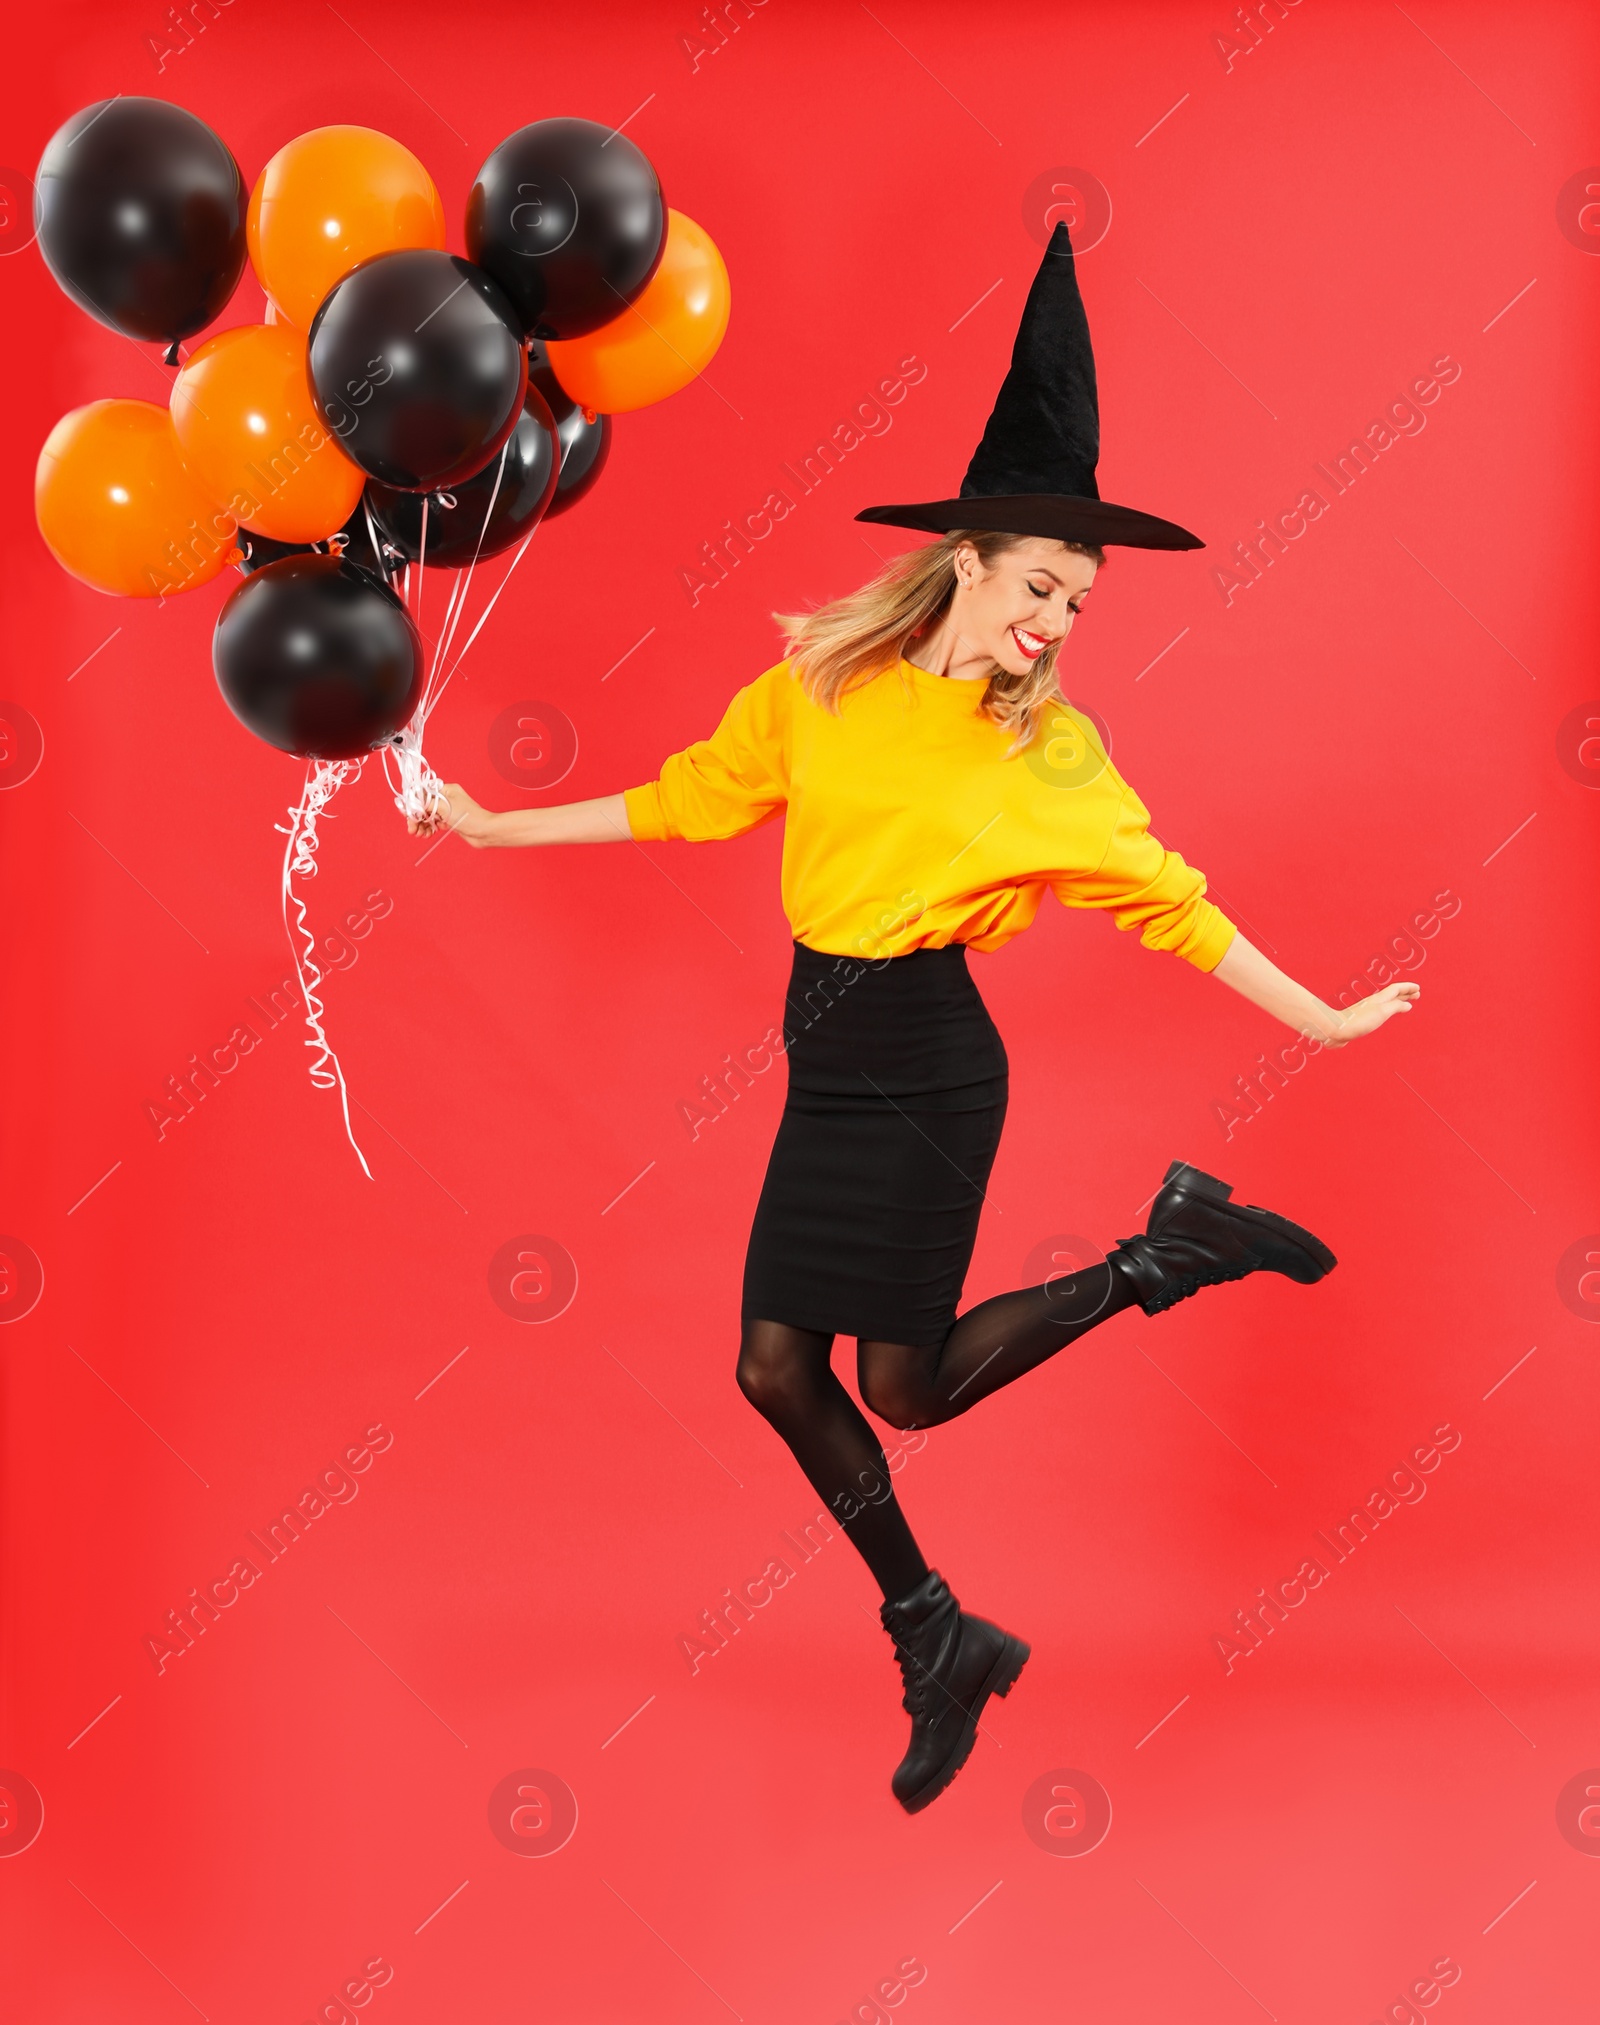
[273,444,543,1175]
[379,445,520,828]
[276,758,373,1179]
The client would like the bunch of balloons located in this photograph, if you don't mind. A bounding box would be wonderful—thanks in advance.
[32,98,730,764]
[31,97,728,1175]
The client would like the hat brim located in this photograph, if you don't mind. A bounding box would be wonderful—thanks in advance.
[855,493,1202,552]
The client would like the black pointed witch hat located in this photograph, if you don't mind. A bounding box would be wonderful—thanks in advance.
[856,220,1202,551]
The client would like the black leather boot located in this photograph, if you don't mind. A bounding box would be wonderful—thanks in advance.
[1108,1158,1337,1316]
[879,1569,1030,1814]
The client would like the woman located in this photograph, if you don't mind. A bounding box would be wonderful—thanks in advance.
[411,227,1419,1815]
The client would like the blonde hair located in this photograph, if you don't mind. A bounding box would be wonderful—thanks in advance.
[773,530,1105,751]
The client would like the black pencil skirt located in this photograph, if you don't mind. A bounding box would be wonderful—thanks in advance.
[741,940,1008,1349]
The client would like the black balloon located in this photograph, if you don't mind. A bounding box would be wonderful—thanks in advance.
[527,340,611,518]
[214,557,422,761]
[34,97,246,350]
[368,384,560,566]
[308,250,528,493]
[466,117,664,342]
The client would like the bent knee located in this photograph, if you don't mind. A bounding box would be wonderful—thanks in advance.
[857,1339,941,1430]
[857,1376,930,1431]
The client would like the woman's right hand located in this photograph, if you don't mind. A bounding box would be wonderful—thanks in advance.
[408,781,501,848]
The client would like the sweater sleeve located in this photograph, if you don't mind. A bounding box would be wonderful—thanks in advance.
[1051,772,1238,972]
[622,663,792,843]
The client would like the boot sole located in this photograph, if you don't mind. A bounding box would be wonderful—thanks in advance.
[1162,1159,1338,1280]
[896,1634,1031,1816]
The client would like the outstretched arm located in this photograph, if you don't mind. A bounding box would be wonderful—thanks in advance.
[408,786,630,848]
[1213,930,1418,1047]
[411,662,794,852]
[1050,763,1419,1050]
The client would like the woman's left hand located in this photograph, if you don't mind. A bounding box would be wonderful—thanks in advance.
[1312,980,1420,1048]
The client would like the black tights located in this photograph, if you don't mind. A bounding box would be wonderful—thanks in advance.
[735,1261,1141,1602]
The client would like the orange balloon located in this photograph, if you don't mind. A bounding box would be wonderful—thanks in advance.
[248,125,446,329]
[172,324,364,542]
[544,209,730,414]
[36,400,235,598]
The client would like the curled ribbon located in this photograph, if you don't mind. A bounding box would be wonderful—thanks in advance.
[275,758,373,1179]
[278,443,542,1172]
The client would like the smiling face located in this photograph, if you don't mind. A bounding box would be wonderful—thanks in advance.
[951,536,1100,675]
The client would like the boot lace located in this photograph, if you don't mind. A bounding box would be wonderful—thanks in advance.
[890,1638,931,1718]
[1147,1259,1250,1312]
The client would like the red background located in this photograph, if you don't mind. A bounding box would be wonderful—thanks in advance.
[3,2,1598,2019]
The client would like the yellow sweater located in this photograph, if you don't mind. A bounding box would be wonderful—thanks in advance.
[622,657,1237,971]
